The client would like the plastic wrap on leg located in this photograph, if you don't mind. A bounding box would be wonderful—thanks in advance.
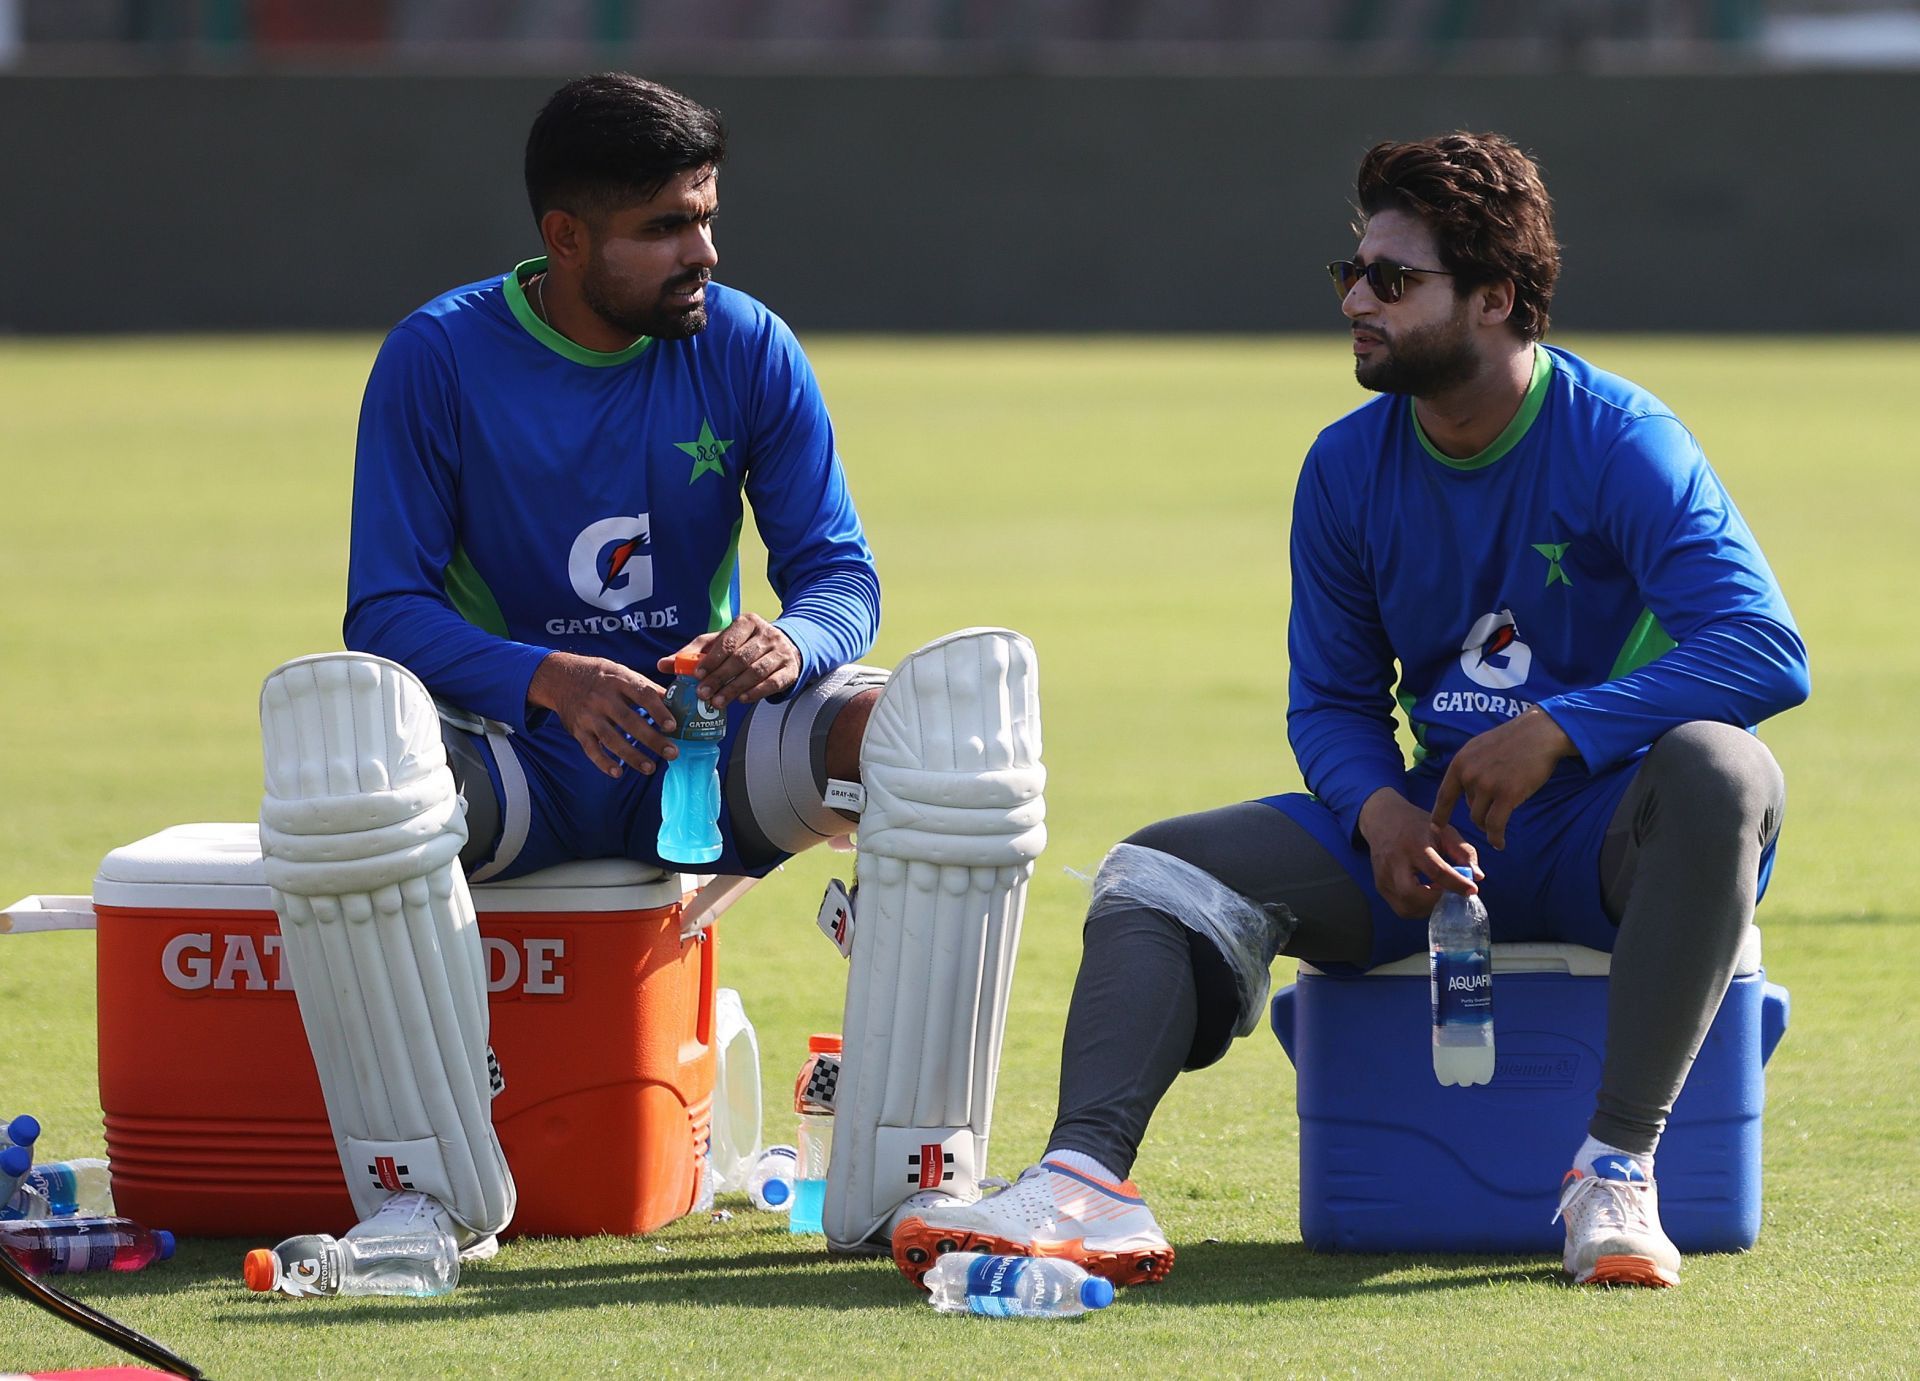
[1087,841,1290,1038]
[825,629,1044,1252]
[260,652,515,1237]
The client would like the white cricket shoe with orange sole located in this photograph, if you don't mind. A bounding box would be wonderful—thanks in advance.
[891,1160,1174,1289]
[1553,1155,1681,1288]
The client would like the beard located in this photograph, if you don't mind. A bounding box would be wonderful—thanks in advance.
[581,259,711,341]
[1354,309,1478,396]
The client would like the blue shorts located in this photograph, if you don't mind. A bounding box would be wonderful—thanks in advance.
[460,700,774,880]
[1260,760,1644,970]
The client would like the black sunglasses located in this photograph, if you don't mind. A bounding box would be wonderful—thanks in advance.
[1327,259,1455,304]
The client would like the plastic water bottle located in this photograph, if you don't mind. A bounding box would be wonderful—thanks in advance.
[789,1034,840,1235]
[0,1144,30,1211]
[0,1115,39,1207]
[656,650,726,866]
[924,1253,1116,1317]
[1430,865,1495,1087]
[693,1146,717,1214]
[4,1183,52,1220]
[746,1144,798,1212]
[244,1191,459,1298]
[0,1216,175,1275]
[708,987,764,1194]
[6,1158,115,1218]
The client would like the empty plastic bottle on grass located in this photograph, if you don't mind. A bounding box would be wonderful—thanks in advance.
[656,649,727,866]
[1430,864,1495,1087]
[746,1144,797,1212]
[0,1216,175,1275]
[244,1191,458,1298]
[0,1144,30,1211]
[4,1158,115,1219]
[789,1034,840,1235]
[3,1183,51,1220]
[924,1253,1115,1318]
[0,1116,39,1216]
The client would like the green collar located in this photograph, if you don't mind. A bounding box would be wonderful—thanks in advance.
[504,257,654,367]
[1412,345,1554,471]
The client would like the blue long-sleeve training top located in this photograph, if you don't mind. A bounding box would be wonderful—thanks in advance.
[1287,344,1810,843]
[345,259,880,731]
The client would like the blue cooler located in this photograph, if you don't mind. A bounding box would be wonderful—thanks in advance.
[1269,934,1788,1253]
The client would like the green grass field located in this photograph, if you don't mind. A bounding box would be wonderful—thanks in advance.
[2,336,1915,1377]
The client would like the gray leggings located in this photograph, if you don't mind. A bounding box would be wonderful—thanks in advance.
[1050,721,1786,1172]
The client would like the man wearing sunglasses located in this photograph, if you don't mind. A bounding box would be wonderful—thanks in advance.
[893,132,1808,1294]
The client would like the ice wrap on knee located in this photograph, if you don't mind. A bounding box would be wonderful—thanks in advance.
[1089,842,1288,1062]
[824,629,1046,1253]
[258,652,515,1237]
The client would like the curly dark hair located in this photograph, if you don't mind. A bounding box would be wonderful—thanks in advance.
[1356,133,1560,341]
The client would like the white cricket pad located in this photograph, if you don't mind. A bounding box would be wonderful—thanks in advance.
[824,628,1045,1252]
[258,651,516,1237]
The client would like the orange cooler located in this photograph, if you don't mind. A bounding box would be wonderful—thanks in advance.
[92,823,716,1239]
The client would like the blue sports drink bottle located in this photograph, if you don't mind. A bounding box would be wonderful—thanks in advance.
[656,650,725,866]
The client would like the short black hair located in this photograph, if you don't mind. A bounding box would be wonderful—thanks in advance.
[524,73,727,224]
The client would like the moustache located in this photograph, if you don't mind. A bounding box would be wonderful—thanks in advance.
[666,271,711,293]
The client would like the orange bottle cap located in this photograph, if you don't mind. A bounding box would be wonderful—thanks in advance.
[808,1033,842,1055]
[243,1247,279,1292]
[673,649,701,675]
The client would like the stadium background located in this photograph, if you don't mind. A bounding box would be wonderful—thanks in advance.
[2,0,1916,334]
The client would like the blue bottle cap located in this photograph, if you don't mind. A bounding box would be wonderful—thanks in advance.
[5,1115,40,1148]
[764,1179,789,1206]
[1079,1275,1116,1309]
[0,1144,28,1177]
[1453,865,1475,881]
[155,1229,176,1261]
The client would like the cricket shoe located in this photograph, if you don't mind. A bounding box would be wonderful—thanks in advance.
[352,1191,499,1262]
[1553,1155,1681,1288]
[828,1185,985,1259]
[891,1160,1174,1289]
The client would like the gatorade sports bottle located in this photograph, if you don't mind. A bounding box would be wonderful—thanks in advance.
[245,1192,458,1298]
[656,649,726,866]
[788,1035,841,1235]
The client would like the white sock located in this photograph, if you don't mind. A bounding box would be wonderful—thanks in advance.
[1575,1134,1654,1178]
[1043,1148,1126,1185]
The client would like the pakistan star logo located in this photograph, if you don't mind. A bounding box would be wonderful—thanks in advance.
[675,418,734,484]
[1532,541,1572,588]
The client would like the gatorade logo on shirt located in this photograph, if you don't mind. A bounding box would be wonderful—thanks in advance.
[1459,608,1533,690]
[568,514,654,611]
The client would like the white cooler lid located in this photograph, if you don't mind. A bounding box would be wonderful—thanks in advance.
[93,822,690,913]
[1300,929,1763,979]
